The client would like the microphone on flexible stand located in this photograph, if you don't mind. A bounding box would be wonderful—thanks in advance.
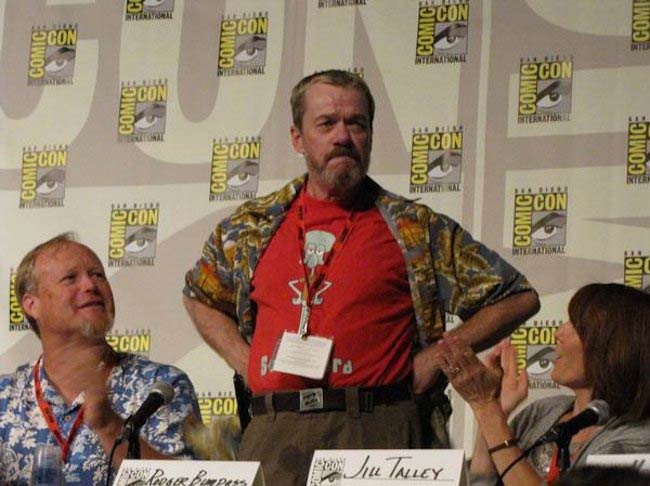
[495,399,610,485]
[540,399,609,477]
[119,381,175,447]
[105,381,174,486]
[533,399,610,448]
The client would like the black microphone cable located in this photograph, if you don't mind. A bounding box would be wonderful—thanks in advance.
[105,437,122,486]
[493,443,536,486]
[103,381,174,486]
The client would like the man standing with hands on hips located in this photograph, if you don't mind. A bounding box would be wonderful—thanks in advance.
[0,233,199,484]
[184,69,539,485]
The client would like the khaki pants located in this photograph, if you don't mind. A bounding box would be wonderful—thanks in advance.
[238,400,422,486]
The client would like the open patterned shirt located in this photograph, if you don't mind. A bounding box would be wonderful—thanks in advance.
[184,175,534,352]
[0,353,200,485]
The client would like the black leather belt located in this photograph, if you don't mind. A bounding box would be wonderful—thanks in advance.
[250,382,412,415]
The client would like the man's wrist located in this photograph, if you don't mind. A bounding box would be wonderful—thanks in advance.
[417,343,441,368]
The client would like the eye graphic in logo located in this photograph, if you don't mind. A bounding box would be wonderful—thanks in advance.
[526,345,556,380]
[536,79,571,113]
[144,0,173,11]
[434,22,468,54]
[234,35,267,66]
[320,469,342,485]
[124,225,157,257]
[227,159,259,189]
[134,103,166,133]
[44,47,75,77]
[531,212,566,245]
[428,151,461,180]
[36,168,65,199]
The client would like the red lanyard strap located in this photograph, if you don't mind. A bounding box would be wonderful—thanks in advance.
[546,445,560,484]
[296,189,357,311]
[298,189,357,335]
[33,358,85,463]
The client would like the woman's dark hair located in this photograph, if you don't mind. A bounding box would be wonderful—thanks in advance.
[568,283,650,422]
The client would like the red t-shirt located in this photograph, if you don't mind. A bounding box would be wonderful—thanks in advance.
[248,191,415,393]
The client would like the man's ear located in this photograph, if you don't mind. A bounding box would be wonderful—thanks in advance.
[21,293,39,322]
[290,125,304,154]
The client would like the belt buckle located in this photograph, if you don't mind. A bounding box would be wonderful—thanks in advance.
[299,388,324,412]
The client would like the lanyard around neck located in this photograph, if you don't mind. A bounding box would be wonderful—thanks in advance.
[33,357,85,463]
[296,187,357,335]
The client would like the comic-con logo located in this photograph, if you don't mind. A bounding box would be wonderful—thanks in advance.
[9,271,29,332]
[27,24,77,86]
[631,0,650,50]
[318,0,366,8]
[125,0,174,21]
[415,1,469,64]
[108,203,159,267]
[409,127,462,193]
[210,137,261,201]
[117,80,167,142]
[113,468,153,485]
[340,67,364,79]
[510,321,559,390]
[624,252,650,293]
[217,13,268,76]
[512,188,567,256]
[106,330,152,355]
[627,116,650,184]
[517,56,572,123]
[309,457,345,486]
[198,392,239,425]
[19,146,67,209]
[415,0,469,64]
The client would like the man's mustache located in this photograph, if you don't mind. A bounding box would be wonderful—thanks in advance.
[327,147,361,162]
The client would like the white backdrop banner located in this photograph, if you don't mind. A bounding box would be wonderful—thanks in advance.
[1,0,649,451]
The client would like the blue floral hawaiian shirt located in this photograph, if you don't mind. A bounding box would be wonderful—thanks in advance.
[0,353,200,485]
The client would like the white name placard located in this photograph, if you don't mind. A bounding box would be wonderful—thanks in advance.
[586,454,650,471]
[307,449,467,486]
[114,459,264,486]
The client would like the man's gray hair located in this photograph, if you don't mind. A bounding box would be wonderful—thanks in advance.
[15,232,79,335]
[290,69,375,131]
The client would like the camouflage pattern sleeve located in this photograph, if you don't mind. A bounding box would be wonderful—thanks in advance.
[183,222,237,319]
[429,212,535,321]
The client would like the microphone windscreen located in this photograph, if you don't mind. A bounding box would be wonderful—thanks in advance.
[587,399,610,425]
[151,381,174,405]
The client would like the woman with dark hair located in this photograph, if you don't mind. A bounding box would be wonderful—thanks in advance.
[435,283,650,486]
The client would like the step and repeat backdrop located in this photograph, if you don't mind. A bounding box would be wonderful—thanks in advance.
[1,0,649,451]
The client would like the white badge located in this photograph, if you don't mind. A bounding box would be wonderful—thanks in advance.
[271,331,333,379]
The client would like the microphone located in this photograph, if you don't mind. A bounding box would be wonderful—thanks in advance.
[536,399,610,445]
[119,381,174,442]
